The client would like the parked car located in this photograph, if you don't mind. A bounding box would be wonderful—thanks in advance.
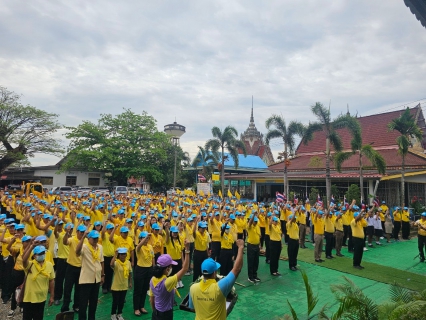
[93,187,110,195]
[76,186,92,193]
[51,186,73,194]
[128,187,140,195]
[114,186,128,195]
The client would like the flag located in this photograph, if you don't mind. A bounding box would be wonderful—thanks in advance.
[218,190,222,198]
[294,194,298,205]
[227,189,233,198]
[343,195,348,209]
[276,191,285,203]
[317,194,323,207]
[211,174,220,181]
[198,174,206,181]
[235,190,240,200]
[331,194,335,204]
[373,196,379,207]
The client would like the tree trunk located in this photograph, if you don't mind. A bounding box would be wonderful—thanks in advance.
[284,141,289,197]
[401,154,405,206]
[359,151,364,204]
[221,147,225,197]
[325,137,331,208]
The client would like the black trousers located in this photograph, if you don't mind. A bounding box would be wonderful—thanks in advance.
[10,269,25,311]
[133,266,152,311]
[310,224,315,242]
[152,308,173,320]
[393,222,401,239]
[269,240,281,274]
[348,227,354,251]
[264,235,271,261]
[103,256,114,292]
[343,225,350,245]
[61,264,81,312]
[218,248,233,276]
[1,255,14,302]
[324,232,334,256]
[260,227,266,247]
[210,241,221,261]
[287,238,299,269]
[22,301,46,320]
[54,258,67,300]
[353,237,364,267]
[402,221,410,239]
[193,250,208,282]
[79,282,100,320]
[281,221,289,243]
[418,235,426,259]
[247,243,259,279]
[111,290,127,315]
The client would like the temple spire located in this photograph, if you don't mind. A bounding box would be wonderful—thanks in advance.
[250,95,254,123]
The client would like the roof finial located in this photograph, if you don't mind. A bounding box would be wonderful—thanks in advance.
[347,104,350,116]
[250,95,254,123]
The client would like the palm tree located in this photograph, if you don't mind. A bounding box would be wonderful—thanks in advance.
[191,146,219,181]
[205,126,247,196]
[303,102,360,206]
[388,108,423,206]
[334,129,386,203]
[265,115,305,197]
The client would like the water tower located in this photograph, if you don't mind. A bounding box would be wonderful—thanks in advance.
[164,121,185,188]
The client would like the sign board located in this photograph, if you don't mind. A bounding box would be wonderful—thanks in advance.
[197,183,212,196]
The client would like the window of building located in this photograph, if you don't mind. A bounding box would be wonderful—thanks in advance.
[66,176,77,186]
[88,173,101,178]
[88,178,100,186]
[40,177,53,185]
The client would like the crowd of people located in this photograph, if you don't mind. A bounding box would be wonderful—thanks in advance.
[0,188,425,320]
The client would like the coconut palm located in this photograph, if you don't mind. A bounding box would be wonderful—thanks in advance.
[205,126,246,196]
[191,146,219,181]
[265,115,305,197]
[303,102,360,206]
[388,107,423,206]
[334,129,386,203]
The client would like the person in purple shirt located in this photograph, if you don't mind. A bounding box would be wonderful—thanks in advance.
[149,241,190,320]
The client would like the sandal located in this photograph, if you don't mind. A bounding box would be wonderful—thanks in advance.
[140,308,148,314]
[134,311,141,316]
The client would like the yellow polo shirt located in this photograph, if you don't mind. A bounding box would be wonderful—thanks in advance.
[247,224,260,245]
[286,221,299,240]
[220,233,234,249]
[313,217,325,235]
[79,244,104,284]
[194,231,209,251]
[324,216,335,233]
[189,278,227,320]
[149,233,164,255]
[165,238,182,260]
[415,219,426,236]
[350,218,367,238]
[66,236,83,267]
[111,260,132,291]
[269,224,282,241]
[113,236,134,260]
[57,231,70,259]
[209,219,222,242]
[23,261,55,303]
[136,244,154,267]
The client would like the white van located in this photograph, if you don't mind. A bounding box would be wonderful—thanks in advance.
[114,186,128,195]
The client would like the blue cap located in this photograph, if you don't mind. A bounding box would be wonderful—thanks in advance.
[151,223,160,230]
[354,212,360,218]
[198,221,207,228]
[33,246,46,255]
[120,226,129,233]
[87,230,100,239]
[106,223,114,230]
[77,225,87,232]
[0,214,6,219]
[267,212,272,217]
[170,226,179,233]
[229,214,236,220]
[15,224,25,230]
[76,213,84,219]
[139,231,148,238]
[43,214,52,219]
[221,224,231,229]
[187,217,193,222]
[404,207,408,210]
[117,247,128,254]
[353,205,359,210]
[94,221,102,227]
[272,216,279,222]
[382,201,385,204]
[126,218,133,223]
[421,212,426,217]
[35,235,47,242]
[172,212,178,217]
[83,216,91,221]
[137,221,145,227]
[318,210,324,215]
[201,258,221,275]
[22,235,32,242]
[65,222,74,229]
[253,217,259,222]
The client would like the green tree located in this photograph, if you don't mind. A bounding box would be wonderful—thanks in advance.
[388,108,423,206]
[309,187,320,206]
[0,86,63,172]
[191,146,219,181]
[205,126,246,196]
[334,129,386,203]
[265,115,305,197]
[62,109,173,186]
[303,103,360,207]
[345,184,361,205]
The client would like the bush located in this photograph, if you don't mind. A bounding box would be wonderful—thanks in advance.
[345,184,361,206]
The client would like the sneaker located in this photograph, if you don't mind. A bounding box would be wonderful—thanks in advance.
[380,237,384,240]
[248,278,255,283]
[353,265,363,270]
[179,280,184,288]
[117,314,124,320]
[185,271,191,276]
[54,300,60,306]
[363,247,368,251]
[254,277,261,282]
[368,243,373,247]
[420,257,425,262]
[7,310,15,318]
[376,242,382,245]
[111,315,117,320]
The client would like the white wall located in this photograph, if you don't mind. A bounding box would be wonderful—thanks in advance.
[34,170,107,188]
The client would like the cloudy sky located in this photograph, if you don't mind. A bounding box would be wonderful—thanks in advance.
[1,1,425,166]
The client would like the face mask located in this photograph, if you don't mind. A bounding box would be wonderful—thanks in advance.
[167,267,172,276]
[225,229,230,234]
[35,254,45,262]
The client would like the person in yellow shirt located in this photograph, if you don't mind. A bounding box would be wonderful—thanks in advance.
[164,225,184,288]
[110,247,132,320]
[22,244,55,320]
[414,212,426,262]
[350,211,368,269]
[312,210,325,262]
[324,209,335,259]
[258,209,266,251]
[192,219,209,282]
[218,223,234,276]
[296,206,307,249]
[148,223,164,263]
[286,214,299,271]
[109,226,135,267]
[134,231,154,316]
[247,213,261,283]
[393,207,402,241]
[183,217,195,276]
[208,211,222,261]
[102,223,116,294]
[334,212,344,257]
[235,212,246,240]
[401,207,410,240]
[268,216,282,276]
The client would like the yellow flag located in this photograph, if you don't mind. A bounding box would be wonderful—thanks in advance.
[212,174,219,181]
[235,190,240,200]
[227,189,232,198]
[218,190,222,198]
[199,190,205,196]
[176,189,181,195]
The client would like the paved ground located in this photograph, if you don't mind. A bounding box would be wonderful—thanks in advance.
[0,238,424,319]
